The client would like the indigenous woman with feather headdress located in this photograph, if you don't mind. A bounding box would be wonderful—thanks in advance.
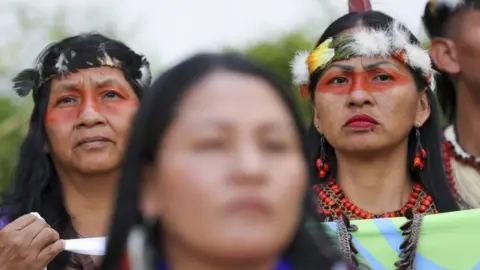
[0,33,151,270]
[291,11,458,221]
[423,0,480,209]
[290,10,460,269]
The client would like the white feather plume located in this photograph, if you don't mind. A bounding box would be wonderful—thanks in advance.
[389,21,410,50]
[349,29,391,57]
[404,44,431,75]
[138,57,152,87]
[54,53,69,75]
[290,51,310,86]
[435,0,464,9]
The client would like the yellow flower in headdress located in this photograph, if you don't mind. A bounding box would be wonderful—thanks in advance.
[307,38,335,74]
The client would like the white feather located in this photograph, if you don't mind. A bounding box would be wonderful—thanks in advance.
[290,51,310,86]
[389,21,410,50]
[348,29,390,57]
[435,0,464,9]
[430,77,436,92]
[404,44,432,74]
[138,57,152,87]
[54,53,69,74]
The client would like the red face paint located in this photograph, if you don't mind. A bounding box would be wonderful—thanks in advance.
[316,67,412,95]
[45,83,139,124]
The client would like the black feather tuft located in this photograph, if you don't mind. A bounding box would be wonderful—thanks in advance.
[12,68,40,97]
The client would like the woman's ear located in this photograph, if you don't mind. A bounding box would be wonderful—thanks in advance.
[414,90,431,127]
[313,108,323,133]
[430,37,460,74]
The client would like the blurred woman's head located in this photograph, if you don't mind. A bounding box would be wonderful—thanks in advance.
[291,11,457,212]
[102,53,344,270]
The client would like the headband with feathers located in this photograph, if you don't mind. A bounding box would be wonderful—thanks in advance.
[12,34,152,98]
[290,21,435,97]
[429,0,464,13]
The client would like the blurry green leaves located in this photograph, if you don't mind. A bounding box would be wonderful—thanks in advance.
[240,31,314,126]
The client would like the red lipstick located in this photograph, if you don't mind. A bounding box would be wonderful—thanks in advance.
[344,114,378,129]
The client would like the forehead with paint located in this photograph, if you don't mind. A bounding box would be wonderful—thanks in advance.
[315,56,415,95]
[290,22,435,98]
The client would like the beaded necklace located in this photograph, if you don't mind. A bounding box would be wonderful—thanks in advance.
[314,179,438,220]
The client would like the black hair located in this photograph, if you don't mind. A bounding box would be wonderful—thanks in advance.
[422,0,480,123]
[306,11,458,213]
[100,53,344,270]
[0,33,149,270]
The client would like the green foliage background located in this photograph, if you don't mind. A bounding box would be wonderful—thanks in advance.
[242,32,314,126]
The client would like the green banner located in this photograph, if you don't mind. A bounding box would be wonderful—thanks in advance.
[320,209,480,269]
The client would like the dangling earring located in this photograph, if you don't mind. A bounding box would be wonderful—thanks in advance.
[316,134,330,179]
[413,127,427,171]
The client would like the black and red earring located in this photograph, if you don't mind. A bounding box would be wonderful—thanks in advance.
[413,127,427,171]
[316,134,330,179]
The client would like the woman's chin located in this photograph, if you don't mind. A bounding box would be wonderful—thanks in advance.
[202,238,283,261]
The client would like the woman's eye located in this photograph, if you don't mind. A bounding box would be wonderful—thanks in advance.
[263,141,289,152]
[56,96,76,105]
[194,140,227,151]
[373,74,393,81]
[328,77,349,84]
[102,90,121,99]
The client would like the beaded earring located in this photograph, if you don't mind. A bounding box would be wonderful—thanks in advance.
[413,127,427,171]
[316,134,330,179]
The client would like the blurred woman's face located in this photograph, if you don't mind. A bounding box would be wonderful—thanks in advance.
[141,71,307,261]
[312,56,430,154]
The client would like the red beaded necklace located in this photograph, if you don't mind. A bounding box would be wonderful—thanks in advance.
[313,179,438,220]
[442,140,458,198]
[443,140,480,173]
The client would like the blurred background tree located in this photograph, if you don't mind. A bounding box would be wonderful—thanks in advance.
[241,31,314,126]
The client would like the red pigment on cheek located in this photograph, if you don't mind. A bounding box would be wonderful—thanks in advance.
[102,98,139,114]
[45,89,99,123]
[45,108,79,123]
[45,88,139,123]
[316,69,412,95]
[101,87,139,114]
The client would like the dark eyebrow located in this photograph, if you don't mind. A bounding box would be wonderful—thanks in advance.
[188,120,293,133]
[323,64,355,73]
[94,78,122,89]
[53,81,80,92]
[363,61,397,71]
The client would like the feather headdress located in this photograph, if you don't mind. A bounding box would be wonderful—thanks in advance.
[290,21,435,96]
[12,33,152,98]
[430,0,464,11]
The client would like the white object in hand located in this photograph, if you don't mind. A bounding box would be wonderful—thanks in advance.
[29,212,107,256]
[64,237,107,255]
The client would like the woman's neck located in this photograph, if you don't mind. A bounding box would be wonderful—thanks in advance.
[57,169,118,237]
[164,238,277,270]
[335,143,412,214]
[456,80,480,157]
